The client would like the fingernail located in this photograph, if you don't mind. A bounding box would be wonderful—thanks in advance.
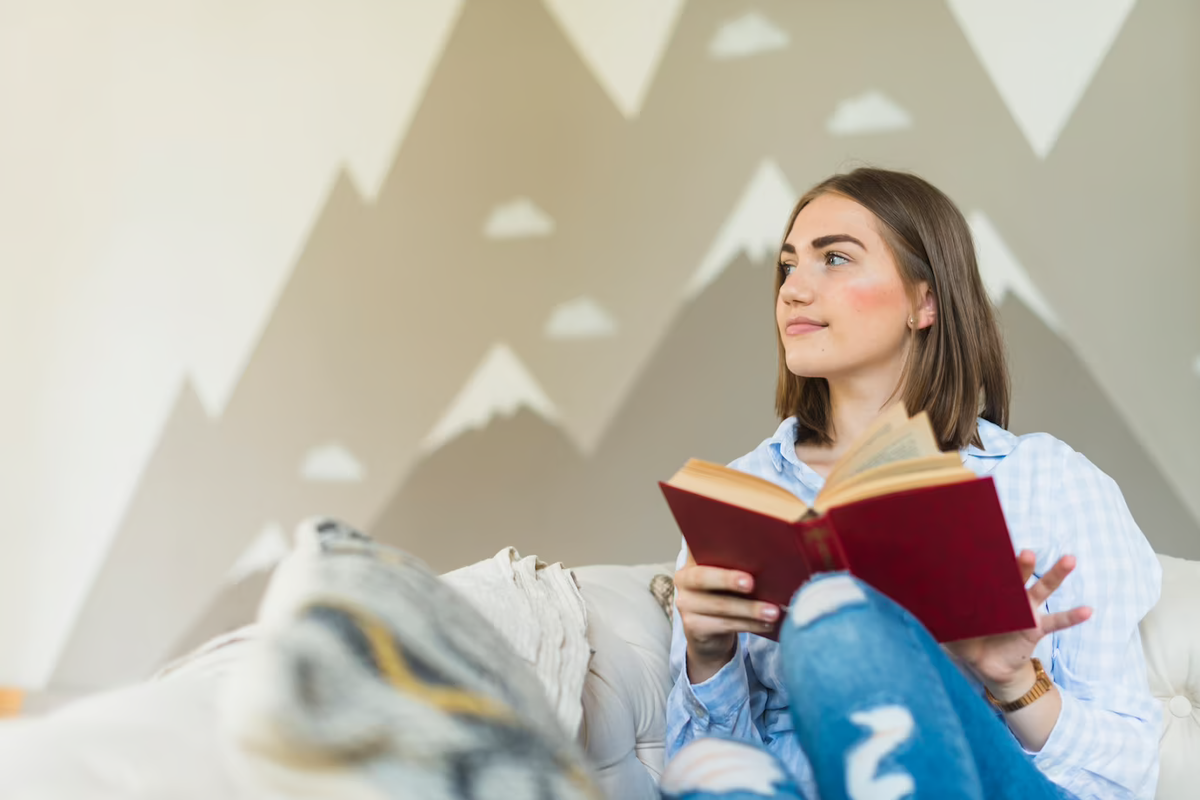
[737,577,752,590]
[761,606,779,621]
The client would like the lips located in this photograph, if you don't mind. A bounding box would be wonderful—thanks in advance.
[784,317,827,336]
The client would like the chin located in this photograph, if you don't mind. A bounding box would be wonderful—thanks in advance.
[784,355,832,380]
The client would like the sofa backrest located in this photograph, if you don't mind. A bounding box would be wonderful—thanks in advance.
[1139,554,1200,798]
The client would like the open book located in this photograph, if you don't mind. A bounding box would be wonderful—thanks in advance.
[659,406,1035,642]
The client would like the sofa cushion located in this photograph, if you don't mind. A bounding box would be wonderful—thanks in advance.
[574,564,675,800]
[1140,554,1200,800]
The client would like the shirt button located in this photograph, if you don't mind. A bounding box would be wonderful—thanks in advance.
[1169,695,1193,718]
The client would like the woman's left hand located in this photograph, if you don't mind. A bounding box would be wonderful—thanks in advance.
[945,550,1092,700]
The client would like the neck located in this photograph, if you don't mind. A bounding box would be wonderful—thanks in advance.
[824,367,904,454]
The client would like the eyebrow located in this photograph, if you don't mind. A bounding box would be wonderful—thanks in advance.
[811,234,866,251]
[779,235,868,258]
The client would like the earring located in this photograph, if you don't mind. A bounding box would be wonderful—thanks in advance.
[908,315,915,329]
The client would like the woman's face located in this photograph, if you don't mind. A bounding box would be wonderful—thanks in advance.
[776,193,915,382]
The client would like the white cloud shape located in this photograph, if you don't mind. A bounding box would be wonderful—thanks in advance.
[227,522,290,585]
[827,90,913,136]
[686,159,797,299]
[946,0,1137,158]
[544,0,685,118]
[423,343,560,453]
[300,443,366,483]
[969,211,1061,333]
[544,296,618,340]
[708,12,790,60]
[483,197,555,239]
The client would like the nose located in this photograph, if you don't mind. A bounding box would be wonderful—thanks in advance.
[778,266,815,305]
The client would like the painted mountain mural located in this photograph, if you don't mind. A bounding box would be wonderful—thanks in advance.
[55,0,1198,690]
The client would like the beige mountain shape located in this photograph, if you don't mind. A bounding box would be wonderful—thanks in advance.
[166,570,272,662]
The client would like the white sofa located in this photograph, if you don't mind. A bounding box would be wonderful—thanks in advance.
[0,555,1196,799]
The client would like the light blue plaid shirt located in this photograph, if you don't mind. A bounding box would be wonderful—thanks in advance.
[667,417,1163,800]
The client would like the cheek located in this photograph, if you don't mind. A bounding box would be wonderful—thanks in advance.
[841,278,906,316]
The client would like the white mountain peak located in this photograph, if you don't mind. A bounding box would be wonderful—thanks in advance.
[543,0,685,118]
[709,12,790,60]
[545,296,618,340]
[483,197,555,239]
[227,521,290,585]
[968,211,1061,333]
[827,90,913,136]
[422,343,560,453]
[946,0,1137,158]
[686,159,797,300]
[300,442,366,483]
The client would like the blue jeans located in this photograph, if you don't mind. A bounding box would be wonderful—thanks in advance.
[661,574,1076,800]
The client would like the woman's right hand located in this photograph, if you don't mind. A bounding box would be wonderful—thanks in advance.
[674,550,780,683]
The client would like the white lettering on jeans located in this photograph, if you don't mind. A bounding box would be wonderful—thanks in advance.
[846,706,916,800]
[660,738,789,797]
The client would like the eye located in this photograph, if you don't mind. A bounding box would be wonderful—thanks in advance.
[825,251,850,267]
[778,262,796,278]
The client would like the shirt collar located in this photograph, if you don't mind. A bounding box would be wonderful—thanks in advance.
[767,417,826,491]
[964,417,1018,459]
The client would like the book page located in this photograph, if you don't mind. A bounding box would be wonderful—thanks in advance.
[815,467,975,513]
[667,459,809,522]
[823,403,908,489]
[822,411,941,495]
[822,452,964,497]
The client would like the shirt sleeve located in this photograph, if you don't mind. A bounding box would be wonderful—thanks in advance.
[1030,449,1163,799]
[665,541,813,791]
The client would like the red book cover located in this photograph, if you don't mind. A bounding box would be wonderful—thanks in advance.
[659,477,1034,642]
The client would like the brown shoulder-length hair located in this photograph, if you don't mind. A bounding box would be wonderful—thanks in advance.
[774,168,1009,451]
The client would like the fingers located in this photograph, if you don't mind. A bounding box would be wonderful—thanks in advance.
[674,565,779,638]
[675,564,754,595]
[679,608,779,638]
[1028,555,1077,605]
[678,588,778,623]
[1040,606,1092,636]
[1017,549,1037,585]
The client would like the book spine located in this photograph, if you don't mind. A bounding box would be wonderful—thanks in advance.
[796,515,850,574]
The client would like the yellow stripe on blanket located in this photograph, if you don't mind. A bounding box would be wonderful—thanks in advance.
[312,600,516,723]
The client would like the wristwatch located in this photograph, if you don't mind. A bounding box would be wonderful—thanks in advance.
[986,658,1053,713]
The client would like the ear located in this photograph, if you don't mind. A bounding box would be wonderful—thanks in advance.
[914,283,937,330]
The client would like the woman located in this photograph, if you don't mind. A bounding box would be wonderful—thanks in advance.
[661,169,1161,800]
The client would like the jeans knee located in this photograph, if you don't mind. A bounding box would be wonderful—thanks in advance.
[786,573,871,630]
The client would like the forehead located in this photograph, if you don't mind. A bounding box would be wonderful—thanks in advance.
[785,193,880,247]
